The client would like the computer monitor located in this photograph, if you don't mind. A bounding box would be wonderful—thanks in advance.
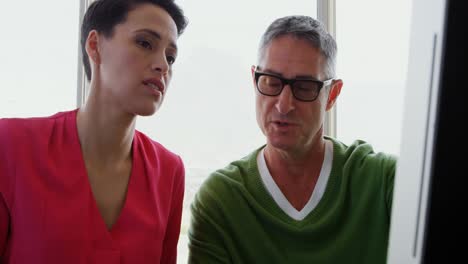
[387,0,466,263]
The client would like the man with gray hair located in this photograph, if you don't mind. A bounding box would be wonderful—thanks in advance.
[188,15,396,263]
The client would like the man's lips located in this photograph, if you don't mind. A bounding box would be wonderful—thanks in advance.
[271,120,297,126]
[143,78,165,94]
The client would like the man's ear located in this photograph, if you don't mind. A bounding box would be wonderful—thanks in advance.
[251,65,257,91]
[85,30,101,65]
[326,79,343,111]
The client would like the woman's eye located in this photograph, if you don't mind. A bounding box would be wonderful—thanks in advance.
[137,39,152,50]
[166,55,176,65]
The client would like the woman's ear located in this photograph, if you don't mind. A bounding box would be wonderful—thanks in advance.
[326,79,343,111]
[85,30,100,65]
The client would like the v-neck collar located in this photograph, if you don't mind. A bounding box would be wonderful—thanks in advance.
[257,140,333,221]
[69,109,138,240]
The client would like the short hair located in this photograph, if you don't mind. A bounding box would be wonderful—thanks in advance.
[80,0,188,81]
[258,15,337,79]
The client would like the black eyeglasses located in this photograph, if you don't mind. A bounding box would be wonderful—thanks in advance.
[254,70,334,102]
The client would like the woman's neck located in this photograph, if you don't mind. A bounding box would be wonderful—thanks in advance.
[76,93,136,166]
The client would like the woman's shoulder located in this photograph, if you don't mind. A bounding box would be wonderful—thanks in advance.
[0,109,77,142]
[134,130,182,165]
[0,109,76,128]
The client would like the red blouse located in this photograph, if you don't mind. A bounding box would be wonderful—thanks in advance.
[0,110,185,263]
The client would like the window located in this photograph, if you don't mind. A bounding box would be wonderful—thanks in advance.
[134,1,318,262]
[335,0,412,155]
[2,0,412,262]
[0,1,80,118]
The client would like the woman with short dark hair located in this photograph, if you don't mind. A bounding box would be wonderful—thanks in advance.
[0,1,188,263]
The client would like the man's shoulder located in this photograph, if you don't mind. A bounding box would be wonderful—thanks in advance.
[328,137,397,189]
[329,137,397,167]
[209,147,262,182]
[194,147,263,203]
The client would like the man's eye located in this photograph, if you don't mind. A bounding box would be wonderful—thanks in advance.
[293,80,315,89]
[266,79,281,87]
[166,55,176,65]
[137,39,152,50]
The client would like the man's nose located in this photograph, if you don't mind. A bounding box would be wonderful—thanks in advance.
[275,85,295,114]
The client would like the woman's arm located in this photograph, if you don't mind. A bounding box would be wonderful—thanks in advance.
[160,158,185,264]
[0,194,9,257]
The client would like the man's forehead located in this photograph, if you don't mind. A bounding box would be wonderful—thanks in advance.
[258,52,326,79]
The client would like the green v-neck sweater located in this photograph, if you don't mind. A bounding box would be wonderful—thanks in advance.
[188,138,397,264]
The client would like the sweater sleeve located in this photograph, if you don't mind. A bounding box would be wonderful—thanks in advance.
[383,154,397,217]
[160,157,185,264]
[188,177,231,264]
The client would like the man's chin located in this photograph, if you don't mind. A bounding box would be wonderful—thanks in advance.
[267,139,298,152]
